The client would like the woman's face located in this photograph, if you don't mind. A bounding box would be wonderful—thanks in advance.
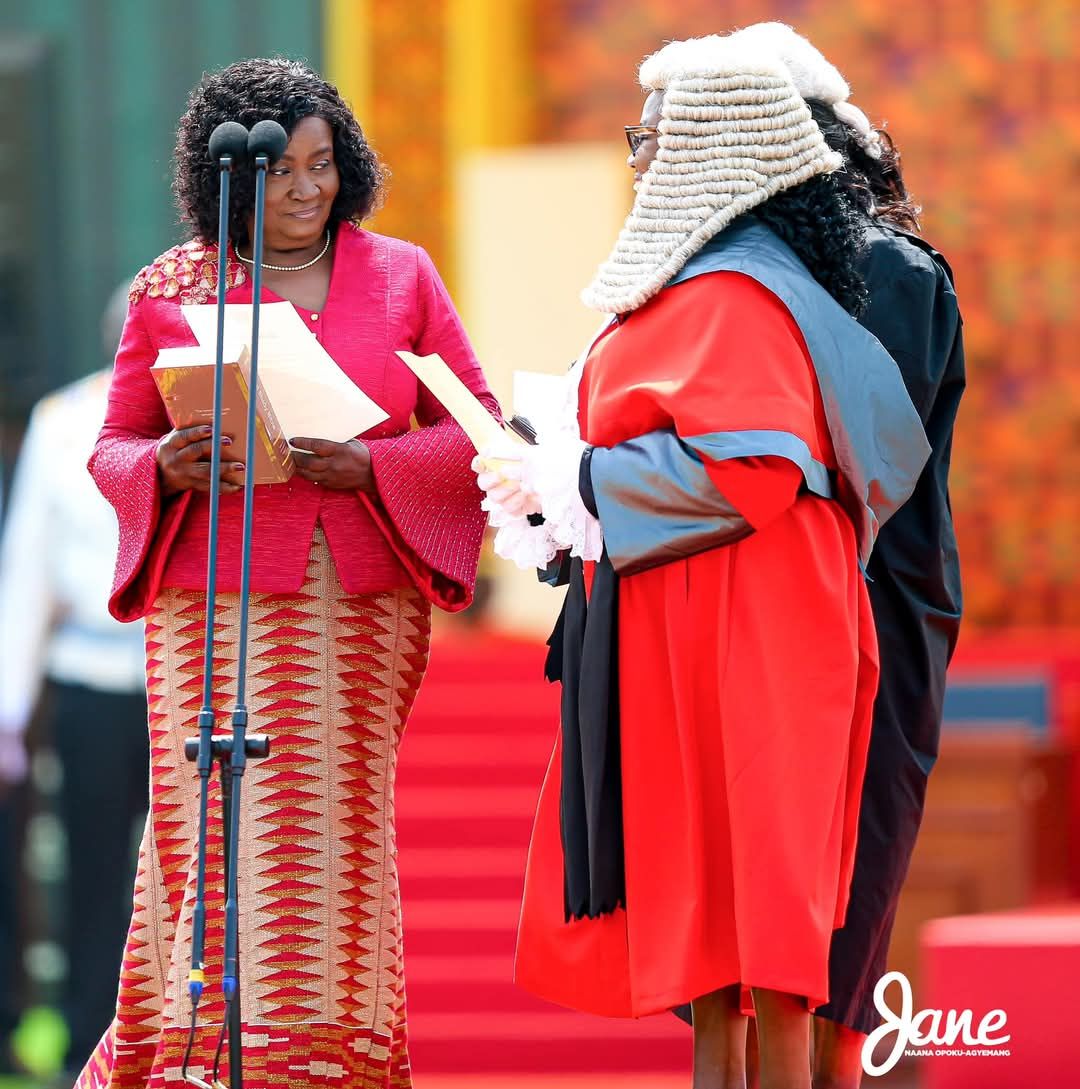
[629,90,664,186]
[254,115,340,251]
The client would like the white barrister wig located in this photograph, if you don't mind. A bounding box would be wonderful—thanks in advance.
[581,35,843,315]
[728,23,884,160]
[727,22,849,104]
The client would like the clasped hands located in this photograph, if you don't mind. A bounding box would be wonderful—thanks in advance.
[471,435,590,521]
[472,435,601,568]
[155,425,375,495]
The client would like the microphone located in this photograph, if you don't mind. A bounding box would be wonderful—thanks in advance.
[247,119,288,163]
[208,120,249,164]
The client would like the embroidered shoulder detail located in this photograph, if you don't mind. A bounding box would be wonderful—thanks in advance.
[128,239,247,306]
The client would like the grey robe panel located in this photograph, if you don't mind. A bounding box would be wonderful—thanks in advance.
[589,220,930,576]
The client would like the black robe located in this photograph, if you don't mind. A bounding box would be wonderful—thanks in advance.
[817,217,965,1033]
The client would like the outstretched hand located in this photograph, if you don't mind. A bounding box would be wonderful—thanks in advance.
[290,437,376,494]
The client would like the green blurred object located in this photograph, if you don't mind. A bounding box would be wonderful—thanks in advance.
[0,2,324,404]
[10,1007,67,1080]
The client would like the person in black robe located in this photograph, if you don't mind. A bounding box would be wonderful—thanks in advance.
[671,98,965,1089]
[805,102,965,1088]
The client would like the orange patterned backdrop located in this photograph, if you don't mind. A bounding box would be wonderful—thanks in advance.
[367,0,1079,632]
[367,1,451,273]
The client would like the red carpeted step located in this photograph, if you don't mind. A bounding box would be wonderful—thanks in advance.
[408,1018,691,1074]
[921,908,1080,1089]
[399,817,538,849]
[403,927,513,960]
[398,631,688,1076]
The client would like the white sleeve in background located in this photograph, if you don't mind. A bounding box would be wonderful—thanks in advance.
[0,405,57,736]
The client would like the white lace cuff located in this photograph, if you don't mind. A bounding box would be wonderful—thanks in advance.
[524,440,604,562]
[485,501,561,570]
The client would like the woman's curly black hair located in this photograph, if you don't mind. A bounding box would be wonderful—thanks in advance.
[805,98,921,232]
[173,57,385,247]
[749,170,870,318]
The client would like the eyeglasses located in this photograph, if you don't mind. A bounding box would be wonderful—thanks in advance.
[624,125,659,154]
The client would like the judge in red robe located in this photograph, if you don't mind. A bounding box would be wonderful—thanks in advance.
[476,37,929,1089]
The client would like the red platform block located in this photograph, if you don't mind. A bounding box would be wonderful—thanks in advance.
[920,909,1080,1089]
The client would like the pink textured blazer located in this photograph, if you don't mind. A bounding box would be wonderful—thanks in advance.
[91,223,499,621]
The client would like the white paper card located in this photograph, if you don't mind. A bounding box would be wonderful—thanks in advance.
[395,350,513,454]
[511,371,567,440]
[181,302,388,441]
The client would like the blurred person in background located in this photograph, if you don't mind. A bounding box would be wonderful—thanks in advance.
[79,58,496,1089]
[0,461,26,1077]
[0,283,150,1082]
[477,34,928,1089]
[722,24,965,1089]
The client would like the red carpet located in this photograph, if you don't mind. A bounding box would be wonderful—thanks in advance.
[396,629,691,1075]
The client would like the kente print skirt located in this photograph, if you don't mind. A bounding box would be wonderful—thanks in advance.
[78,528,431,1089]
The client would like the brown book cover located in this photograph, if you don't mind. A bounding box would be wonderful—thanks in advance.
[151,344,294,484]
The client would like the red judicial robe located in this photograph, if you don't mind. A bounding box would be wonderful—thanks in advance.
[515,271,879,1017]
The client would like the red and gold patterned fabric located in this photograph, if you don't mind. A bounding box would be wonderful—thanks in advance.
[127,240,247,306]
[78,530,431,1089]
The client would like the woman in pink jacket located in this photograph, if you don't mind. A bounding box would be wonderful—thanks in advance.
[80,58,496,1089]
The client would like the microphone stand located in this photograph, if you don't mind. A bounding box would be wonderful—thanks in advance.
[215,119,287,1089]
[180,120,271,1089]
[180,121,240,1089]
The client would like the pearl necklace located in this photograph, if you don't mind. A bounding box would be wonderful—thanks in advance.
[236,230,331,272]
